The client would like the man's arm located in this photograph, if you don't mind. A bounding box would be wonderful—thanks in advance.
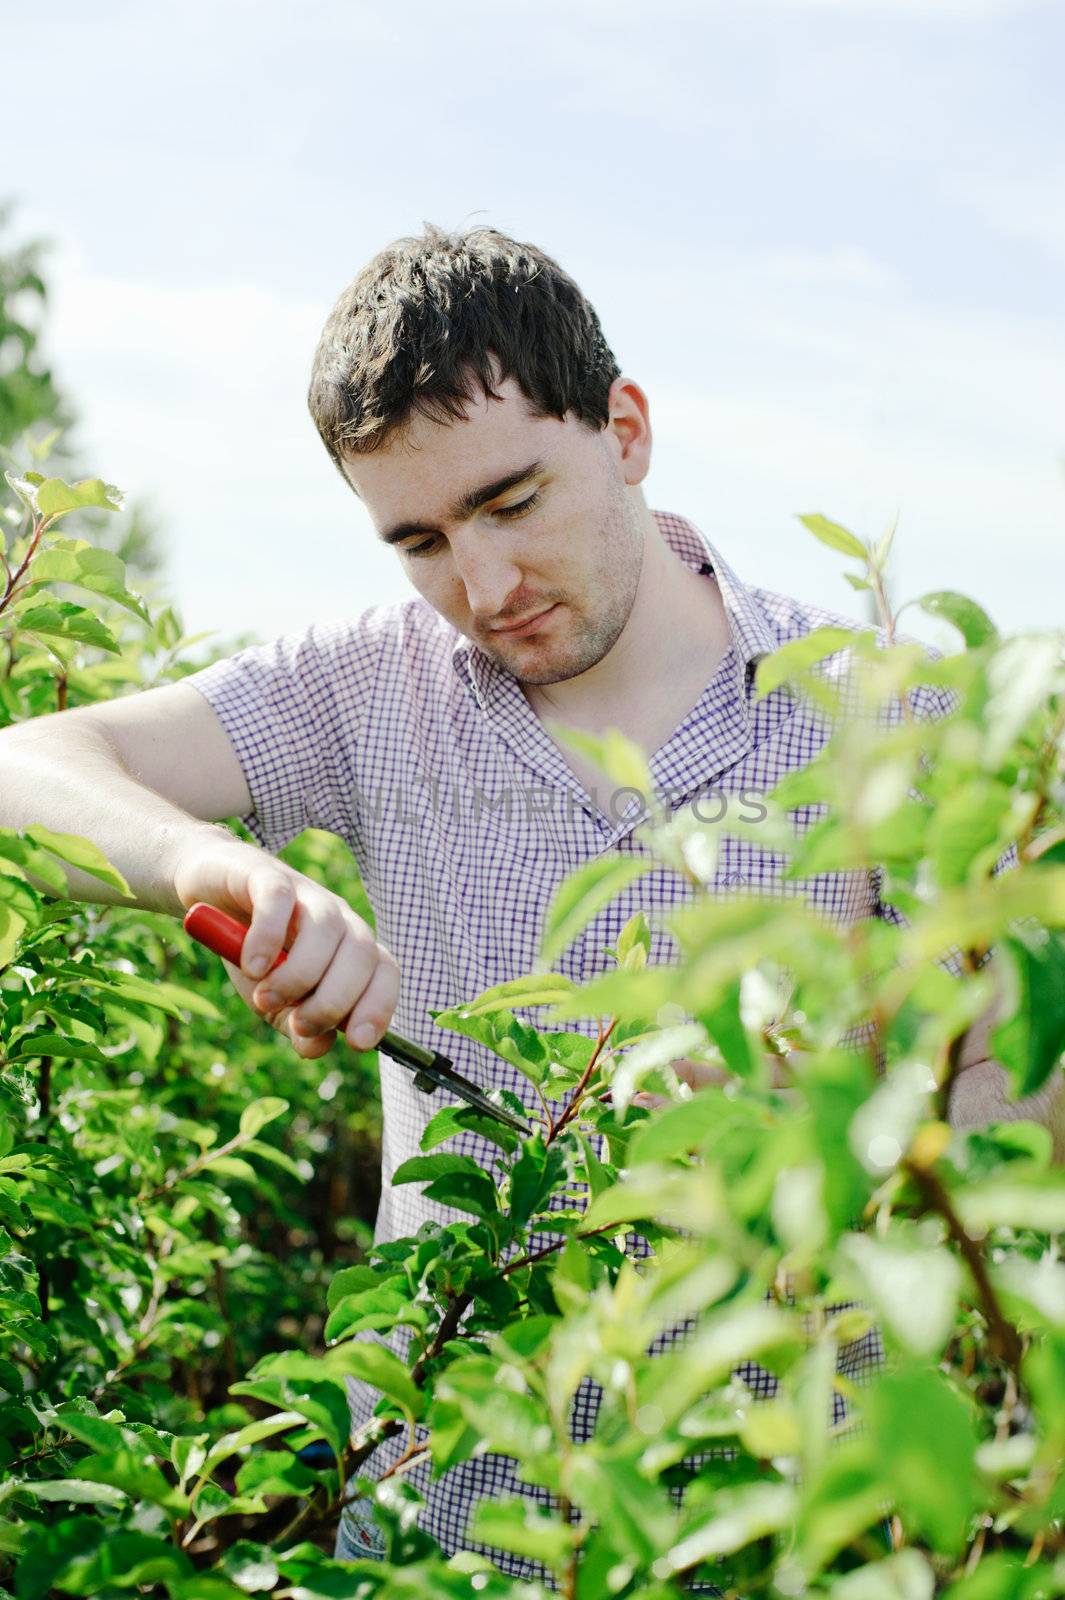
[0,684,253,912]
[0,685,400,1057]
[949,964,1065,1163]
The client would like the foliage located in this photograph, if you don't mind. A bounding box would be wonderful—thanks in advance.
[0,206,164,580]
[1,455,1065,1600]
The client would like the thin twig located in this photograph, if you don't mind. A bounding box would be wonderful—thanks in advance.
[904,1158,1022,1372]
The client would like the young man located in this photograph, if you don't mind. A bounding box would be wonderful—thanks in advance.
[0,225,1059,1575]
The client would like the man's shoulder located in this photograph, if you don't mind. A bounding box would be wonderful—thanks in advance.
[751,583,885,650]
[239,594,461,675]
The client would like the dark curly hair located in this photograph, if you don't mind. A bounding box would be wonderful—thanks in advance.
[307,223,622,472]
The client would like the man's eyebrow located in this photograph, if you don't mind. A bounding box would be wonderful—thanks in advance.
[377,460,546,546]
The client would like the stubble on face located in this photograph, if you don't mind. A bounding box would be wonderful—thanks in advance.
[479,465,646,688]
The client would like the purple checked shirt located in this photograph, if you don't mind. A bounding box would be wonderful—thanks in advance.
[186,511,953,1579]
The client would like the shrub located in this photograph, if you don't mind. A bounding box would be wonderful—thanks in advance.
[1,470,1064,1599]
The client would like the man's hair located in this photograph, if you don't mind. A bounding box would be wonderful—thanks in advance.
[307,223,622,470]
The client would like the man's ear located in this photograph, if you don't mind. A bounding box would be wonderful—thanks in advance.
[605,376,652,488]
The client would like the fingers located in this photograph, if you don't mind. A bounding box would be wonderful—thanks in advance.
[238,865,301,979]
[179,845,402,1058]
[223,956,338,1058]
[340,947,401,1051]
[253,909,400,1048]
[632,1090,670,1111]
[674,1056,730,1090]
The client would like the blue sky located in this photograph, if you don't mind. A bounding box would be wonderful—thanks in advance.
[8,0,1064,652]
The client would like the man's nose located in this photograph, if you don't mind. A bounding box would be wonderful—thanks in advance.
[451,532,523,622]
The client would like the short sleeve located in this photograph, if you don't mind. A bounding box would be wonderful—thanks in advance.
[183,621,366,855]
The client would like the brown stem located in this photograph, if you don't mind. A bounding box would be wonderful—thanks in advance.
[139,1127,253,1201]
[547,1018,617,1145]
[378,1440,430,1482]
[38,1053,52,1120]
[37,1260,50,1323]
[904,1158,1023,1372]
[935,1026,970,1124]
[502,1220,622,1278]
[56,675,67,712]
[0,512,49,620]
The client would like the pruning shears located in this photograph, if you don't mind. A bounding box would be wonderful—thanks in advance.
[182,903,531,1135]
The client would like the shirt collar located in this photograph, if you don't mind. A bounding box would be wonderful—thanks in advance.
[450,509,775,711]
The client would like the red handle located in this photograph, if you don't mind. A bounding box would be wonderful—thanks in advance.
[183,903,287,973]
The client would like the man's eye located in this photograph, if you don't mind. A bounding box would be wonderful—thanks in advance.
[402,490,542,557]
[494,490,542,520]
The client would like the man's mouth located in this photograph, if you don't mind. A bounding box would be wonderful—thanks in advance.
[489,604,559,638]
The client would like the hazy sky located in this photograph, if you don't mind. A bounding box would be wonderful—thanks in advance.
[8,0,1064,656]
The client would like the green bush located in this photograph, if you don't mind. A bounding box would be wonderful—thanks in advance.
[2,464,1065,1599]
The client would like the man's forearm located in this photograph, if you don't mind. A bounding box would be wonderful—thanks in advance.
[0,718,225,915]
[947,1056,1065,1165]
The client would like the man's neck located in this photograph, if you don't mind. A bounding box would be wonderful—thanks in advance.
[522,514,734,755]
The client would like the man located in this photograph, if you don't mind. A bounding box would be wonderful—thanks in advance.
[0,225,1059,1577]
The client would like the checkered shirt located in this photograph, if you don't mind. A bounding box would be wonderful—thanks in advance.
[186,511,956,1583]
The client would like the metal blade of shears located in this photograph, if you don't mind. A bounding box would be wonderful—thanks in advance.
[376,1030,531,1134]
[181,903,531,1135]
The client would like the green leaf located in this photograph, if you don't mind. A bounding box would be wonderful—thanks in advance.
[324,1339,423,1418]
[798,513,868,562]
[229,1373,352,1465]
[24,539,148,621]
[34,477,124,519]
[200,1412,305,1476]
[10,1478,127,1508]
[448,973,578,1015]
[219,1541,278,1594]
[469,1496,576,1571]
[546,723,655,798]
[836,1231,961,1357]
[324,1280,426,1342]
[430,1004,551,1088]
[23,826,132,897]
[955,1167,1065,1233]
[507,1135,566,1228]
[628,1088,732,1165]
[326,1264,385,1312]
[54,1411,126,1454]
[755,627,858,701]
[419,1102,519,1155]
[658,1481,796,1574]
[989,931,1065,1098]
[610,1022,707,1113]
[11,601,121,653]
[238,1097,289,1138]
[914,590,997,649]
[234,1451,319,1498]
[566,1455,677,1568]
[939,1554,1060,1599]
[698,978,757,1078]
[866,1364,978,1556]
[423,1169,499,1220]
[392,1152,486,1187]
[614,909,652,969]
[15,1522,186,1600]
[926,779,1013,889]
[539,850,657,965]
[74,1447,188,1512]
[827,1551,935,1599]
[8,1032,109,1064]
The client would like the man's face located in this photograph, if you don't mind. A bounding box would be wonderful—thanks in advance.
[340,374,649,686]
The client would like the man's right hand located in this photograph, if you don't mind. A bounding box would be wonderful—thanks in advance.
[173,837,401,1060]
